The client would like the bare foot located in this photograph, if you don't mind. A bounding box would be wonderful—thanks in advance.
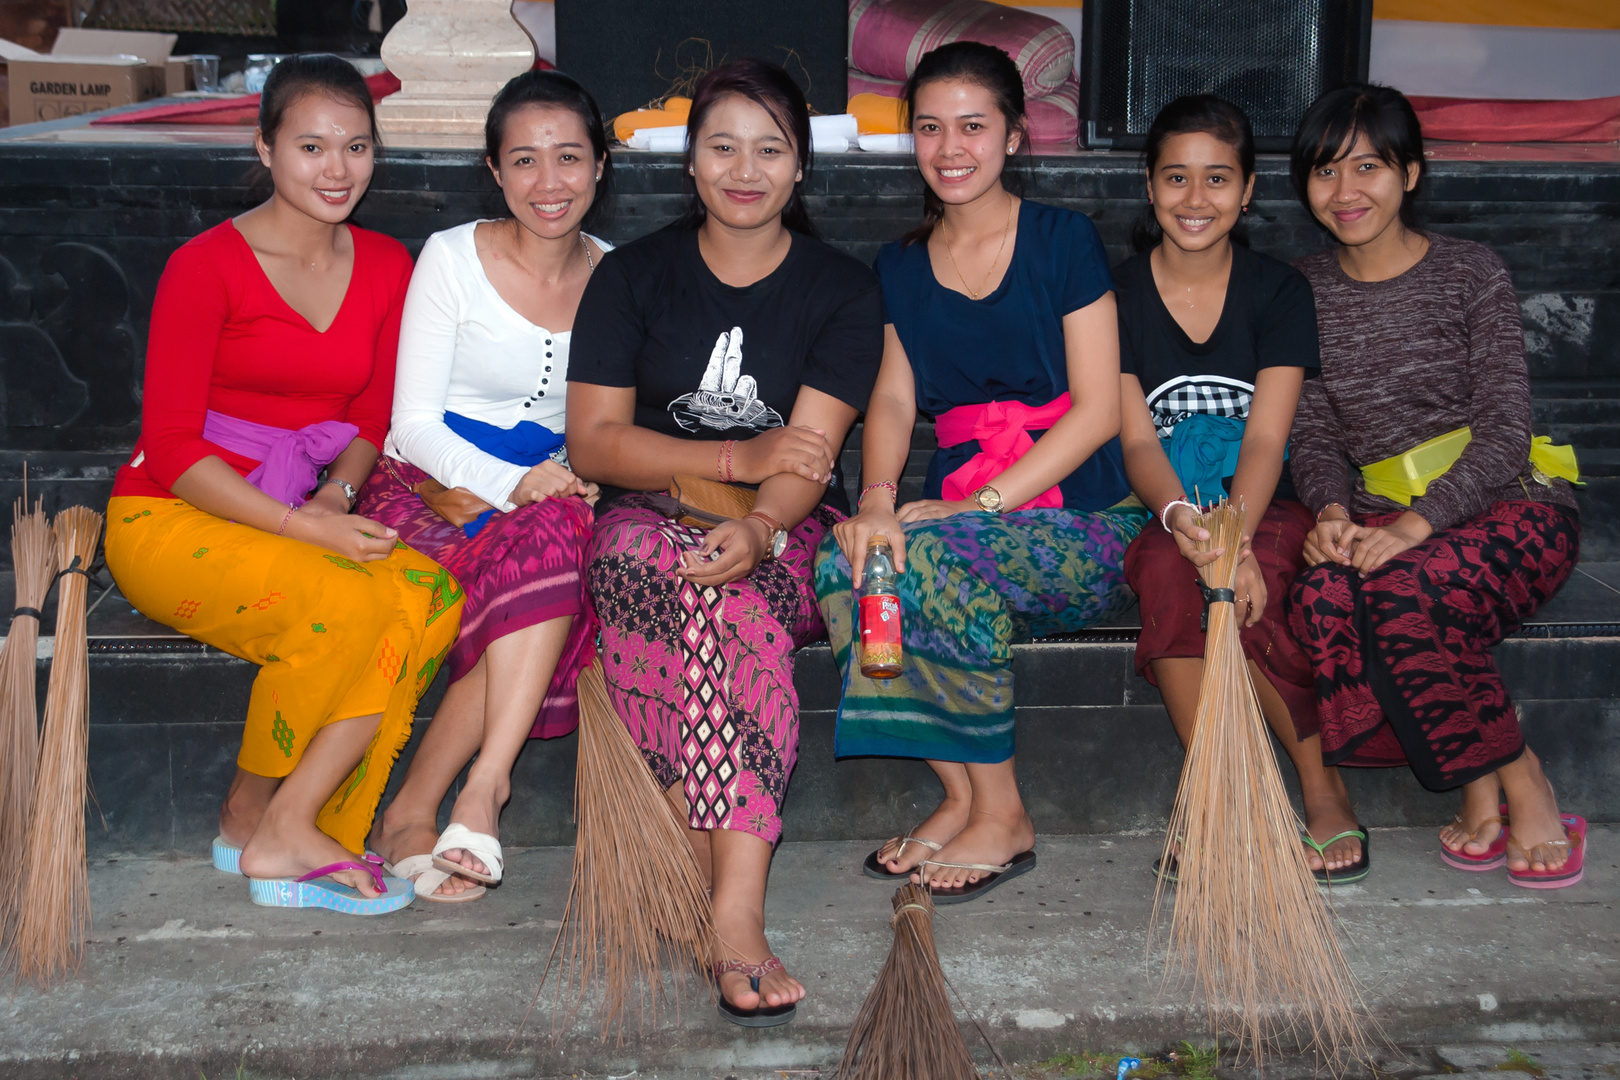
[876,792,971,875]
[368,808,478,900]
[436,769,508,880]
[1302,777,1363,872]
[1502,750,1569,874]
[1439,773,1504,858]
[218,770,278,849]
[240,809,383,898]
[712,900,804,1012]
[915,809,1035,891]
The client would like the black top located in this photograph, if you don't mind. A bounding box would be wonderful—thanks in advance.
[1115,243,1320,499]
[569,224,885,512]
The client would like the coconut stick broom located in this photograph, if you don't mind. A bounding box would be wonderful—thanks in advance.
[10,506,102,985]
[0,496,55,947]
[533,654,715,1041]
[1150,501,1369,1064]
[838,882,983,1080]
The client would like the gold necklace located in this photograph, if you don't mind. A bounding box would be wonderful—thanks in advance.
[942,195,1014,300]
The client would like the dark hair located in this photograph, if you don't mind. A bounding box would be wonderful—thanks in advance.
[1131,94,1255,253]
[483,69,614,233]
[901,41,1028,245]
[1291,82,1425,232]
[676,59,818,237]
[258,54,377,147]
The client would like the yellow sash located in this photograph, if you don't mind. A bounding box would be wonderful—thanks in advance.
[1360,426,1581,506]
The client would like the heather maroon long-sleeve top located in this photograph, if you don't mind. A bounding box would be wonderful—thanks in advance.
[1288,232,1578,533]
[113,220,412,500]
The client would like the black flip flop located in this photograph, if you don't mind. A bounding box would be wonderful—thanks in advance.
[861,835,943,880]
[1150,853,1179,885]
[1306,826,1370,886]
[715,960,797,1028]
[922,849,1037,905]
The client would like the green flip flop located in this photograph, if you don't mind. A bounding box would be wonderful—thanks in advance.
[1302,826,1370,886]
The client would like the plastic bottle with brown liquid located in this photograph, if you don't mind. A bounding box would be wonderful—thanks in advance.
[858,534,903,679]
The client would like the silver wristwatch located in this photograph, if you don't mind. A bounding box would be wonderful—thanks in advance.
[323,477,358,508]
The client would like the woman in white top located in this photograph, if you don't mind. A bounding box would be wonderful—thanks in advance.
[356,70,611,901]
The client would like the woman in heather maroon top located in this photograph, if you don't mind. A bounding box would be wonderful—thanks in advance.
[1285,84,1584,888]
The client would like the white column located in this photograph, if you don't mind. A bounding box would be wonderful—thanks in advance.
[376,0,536,149]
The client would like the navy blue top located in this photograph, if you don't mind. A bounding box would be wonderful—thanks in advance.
[874,200,1131,511]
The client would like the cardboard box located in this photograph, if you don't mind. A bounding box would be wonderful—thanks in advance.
[4,26,176,127]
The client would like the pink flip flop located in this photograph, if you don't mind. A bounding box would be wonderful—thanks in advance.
[1440,802,1510,872]
[1507,813,1586,890]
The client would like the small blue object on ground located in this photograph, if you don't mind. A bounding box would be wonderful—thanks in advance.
[1118,1056,1142,1080]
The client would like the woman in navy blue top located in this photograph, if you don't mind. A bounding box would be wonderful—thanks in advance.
[814,42,1148,904]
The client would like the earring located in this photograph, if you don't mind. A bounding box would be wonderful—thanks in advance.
[1242,204,1250,214]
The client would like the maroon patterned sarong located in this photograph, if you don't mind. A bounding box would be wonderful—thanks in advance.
[586,495,835,844]
[355,457,595,739]
[1287,500,1578,790]
[1126,499,1319,738]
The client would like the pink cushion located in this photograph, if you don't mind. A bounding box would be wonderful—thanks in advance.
[847,67,1078,145]
[848,0,1075,99]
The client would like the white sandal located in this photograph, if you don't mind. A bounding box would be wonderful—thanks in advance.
[431,823,504,886]
[384,854,486,904]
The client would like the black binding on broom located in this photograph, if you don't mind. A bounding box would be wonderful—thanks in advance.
[55,556,90,583]
[1198,581,1236,631]
[11,607,42,620]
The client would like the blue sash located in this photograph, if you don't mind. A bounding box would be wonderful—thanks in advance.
[443,411,565,536]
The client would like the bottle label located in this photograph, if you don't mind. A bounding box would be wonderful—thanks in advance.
[859,593,902,669]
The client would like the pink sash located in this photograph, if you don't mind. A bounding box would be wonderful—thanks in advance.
[935,393,1070,511]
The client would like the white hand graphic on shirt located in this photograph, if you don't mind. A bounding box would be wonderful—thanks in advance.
[668,325,784,433]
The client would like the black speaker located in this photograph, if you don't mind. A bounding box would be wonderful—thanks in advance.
[554,0,848,125]
[1080,0,1372,152]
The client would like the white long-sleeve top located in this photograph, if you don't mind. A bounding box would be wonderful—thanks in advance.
[384,220,610,511]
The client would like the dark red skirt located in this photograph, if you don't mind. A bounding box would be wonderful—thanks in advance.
[1124,499,1319,739]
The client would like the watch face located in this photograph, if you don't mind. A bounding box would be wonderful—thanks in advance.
[771,530,789,558]
[976,486,1003,512]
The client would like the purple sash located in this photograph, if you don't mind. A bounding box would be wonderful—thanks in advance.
[201,410,359,507]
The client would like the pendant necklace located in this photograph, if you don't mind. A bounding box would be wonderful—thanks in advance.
[942,194,1014,300]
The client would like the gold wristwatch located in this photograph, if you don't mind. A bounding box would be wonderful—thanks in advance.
[972,485,1005,513]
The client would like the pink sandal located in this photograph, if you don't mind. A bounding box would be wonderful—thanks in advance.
[1506,813,1586,889]
[1440,803,1510,871]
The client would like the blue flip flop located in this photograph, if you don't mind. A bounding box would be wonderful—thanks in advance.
[249,859,414,915]
[212,835,243,875]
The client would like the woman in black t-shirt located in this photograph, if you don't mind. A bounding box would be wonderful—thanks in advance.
[1115,96,1367,883]
[567,60,883,1026]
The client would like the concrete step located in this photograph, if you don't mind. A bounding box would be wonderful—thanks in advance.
[23,564,1620,858]
[1,829,1614,1079]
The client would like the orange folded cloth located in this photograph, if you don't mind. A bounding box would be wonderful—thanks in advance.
[849,92,907,135]
[613,96,691,143]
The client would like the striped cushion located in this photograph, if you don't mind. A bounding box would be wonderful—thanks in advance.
[847,67,1079,144]
[848,0,1075,98]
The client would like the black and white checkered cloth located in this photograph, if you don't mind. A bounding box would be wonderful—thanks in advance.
[1146,375,1253,438]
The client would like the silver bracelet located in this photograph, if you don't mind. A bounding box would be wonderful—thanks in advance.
[1160,498,1197,533]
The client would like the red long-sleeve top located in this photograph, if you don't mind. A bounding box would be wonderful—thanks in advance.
[113,220,413,500]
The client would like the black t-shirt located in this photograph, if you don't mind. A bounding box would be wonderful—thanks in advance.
[1115,243,1319,500]
[569,224,885,512]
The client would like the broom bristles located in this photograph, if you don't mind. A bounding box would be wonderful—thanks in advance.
[0,497,55,950]
[10,506,101,985]
[534,654,715,1041]
[838,883,980,1080]
[1150,501,1372,1065]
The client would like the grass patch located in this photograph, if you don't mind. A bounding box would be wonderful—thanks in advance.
[1030,1041,1214,1080]
[1496,1049,1547,1078]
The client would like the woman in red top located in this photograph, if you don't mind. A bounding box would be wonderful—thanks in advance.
[104,56,462,915]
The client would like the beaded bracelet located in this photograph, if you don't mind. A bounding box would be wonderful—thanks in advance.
[1316,502,1349,522]
[1159,497,1197,533]
[275,505,297,536]
[859,479,898,505]
[722,440,737,483]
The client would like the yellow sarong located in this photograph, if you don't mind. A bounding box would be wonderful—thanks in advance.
[105,496,463,853]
